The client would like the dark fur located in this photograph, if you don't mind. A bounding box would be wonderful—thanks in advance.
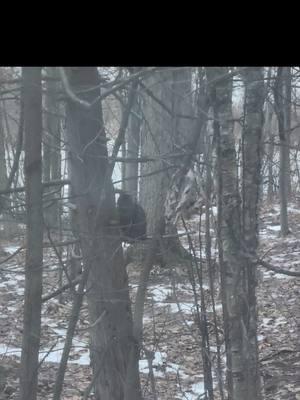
[117,193,147,241]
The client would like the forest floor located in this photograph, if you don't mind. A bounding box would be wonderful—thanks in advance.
[0,201,299,399]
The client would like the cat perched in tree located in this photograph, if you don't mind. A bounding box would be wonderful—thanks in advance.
[117,192,147,242]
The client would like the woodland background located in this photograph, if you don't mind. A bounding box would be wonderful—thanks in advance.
[0,66,299,400]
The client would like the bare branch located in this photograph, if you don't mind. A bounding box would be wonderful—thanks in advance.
[42,275,82,303]
[0,178,70,196]
[257,257,300,277]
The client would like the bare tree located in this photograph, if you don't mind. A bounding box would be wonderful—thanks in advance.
[207,66,262,400]
[0,70,24,238]
[283,67,292,198]
[20,67,44,400]
[124,69,142,199]
[0,93,8,230]
[265,100,275,202]
[274,67,290,235]
[140,69,175,235]
[63,67,141,400]
[141,68,198,256]
[241,66,265,400]
[43,66,62,232]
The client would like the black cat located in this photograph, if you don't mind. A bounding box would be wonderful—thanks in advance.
[117,192,147,242]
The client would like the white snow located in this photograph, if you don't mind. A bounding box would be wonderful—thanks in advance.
[169,302,195,314]
[149,286,171,302]
[3,246,20,254]
[139,351,167,376]
[268,225,281,232]
[184,381,205,399]
[287,206,300,214]
[211,206,218,217]
[0,344,21,357]
[39,344,90,365]
[207,303,222,313]
[0,342,90,365]
[15,274,25,281]
[261,317,272,326]
[274,317,287,327]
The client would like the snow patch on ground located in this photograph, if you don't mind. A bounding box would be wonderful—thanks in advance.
[184,381,205,399]
[168,302,195,314]
[287,206,300,214]
[139,350,204,398]
[0,344,21,357]
[149,286,171,302]
[268,225,281,232]
[3,245,21,254]
[0,341,91,366]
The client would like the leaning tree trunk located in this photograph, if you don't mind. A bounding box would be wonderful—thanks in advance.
[164,68,210,258]
[241,67,264,400]
[207,66,262,400]
[141,68,198,260]
[20,67,43,400]
[64,67,141,400]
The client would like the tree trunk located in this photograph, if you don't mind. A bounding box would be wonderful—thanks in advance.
[241,67,264,400]
[0,96,24,237]
[64,67,141,400]
[141,68,197,261]
[265,101,275,203]
[274,67,289,235]
[0,102,7,191]
[124,93,141,199]
[20,67,43,400]
[121,140,127,191]
[0,94,20,238]
[283,67,292,199]
[0,97,8,237]
[208,66,261,400]
[43,67,61,232]
[164,67,209,230]
[140,69,173,235]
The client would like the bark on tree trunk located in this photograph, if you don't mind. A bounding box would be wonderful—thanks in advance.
[124,93,141,199]
[208,66,262,400]
[241,67,264,400]
[140,70,173,236]
[20,67,43,400]
[283,67,292,199]
[0,98,8,237]
[141,68,198,261]
[266,102,275,203]
[121,140,127,191]
[274,67,290,236]
[64,67,141,400]
[2,95,24,237]
[44,67,62,231]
